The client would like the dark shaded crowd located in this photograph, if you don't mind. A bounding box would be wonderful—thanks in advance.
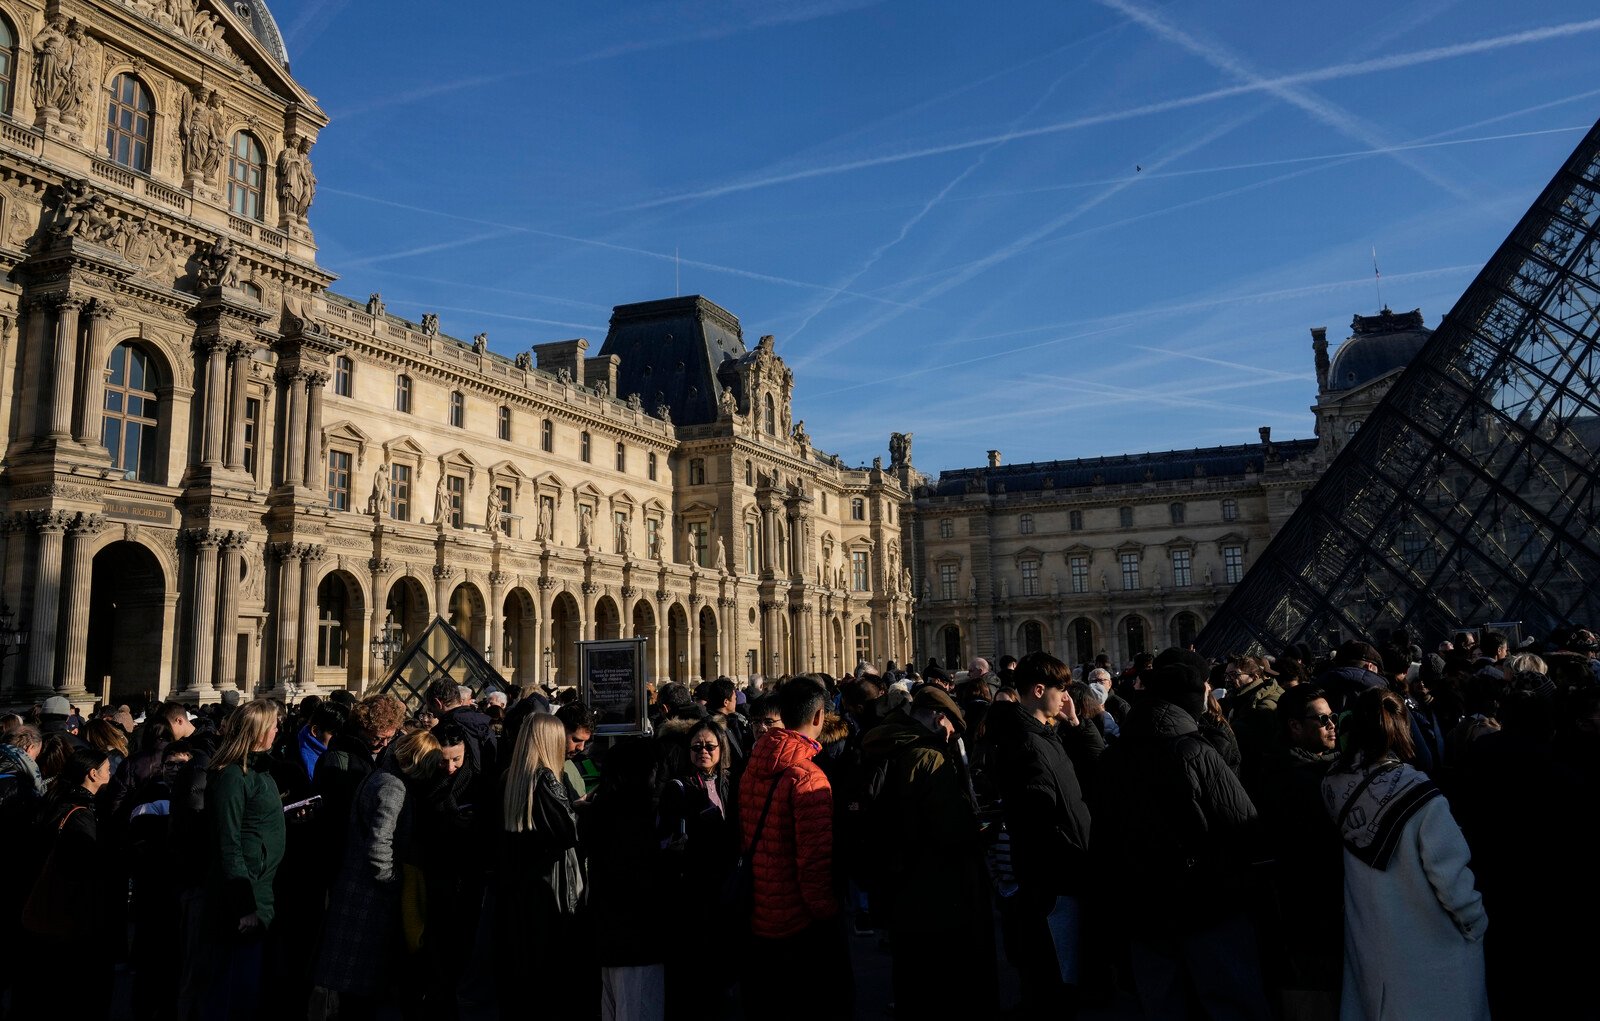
[0,623,1597,1020]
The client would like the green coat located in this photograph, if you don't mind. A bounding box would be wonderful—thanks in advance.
[207,754,286,929]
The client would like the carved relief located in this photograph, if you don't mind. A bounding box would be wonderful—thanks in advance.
[180,87,228,183]
[33,16,99,127]
[117,0,239,65]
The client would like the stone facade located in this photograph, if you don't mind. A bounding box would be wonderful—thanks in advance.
[910,309,1432,670]
[0,0,913,704]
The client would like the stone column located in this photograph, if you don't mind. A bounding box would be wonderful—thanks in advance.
[198,338,228,467]
[580,583,597,641]
[368,558,392,689]
[280,368,308,486]
[18,298,51,443]
[48,297,84,441]
[225,342,251,471]
[298,546,324,694]
[274,544,302,693]
[185,529,221,695]
[433,565,453,624]
[654,592,670,685]
[761,507,775,572]
[686,600,700,682]
[302,370,328,492]
[488,571,507,670]
[58,513,104,698]
[26,512,68,692]
[536,580,554,688]
[214,532,247,692]
[77,301,116,446]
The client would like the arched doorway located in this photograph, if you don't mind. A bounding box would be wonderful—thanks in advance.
[698,605,719,679]
[1171,611,1201,650]
[1121,614,1149,660]
[667,603,689,682]
[87,541,166,703]
[1070,617,1097,670]
[550,592,581,686]
[939,624,962,671]
[594,595,621,640]
[449,582,487,653]
[831,618,845,675]
[503,588,536,686]
[384,575,430,646]
[315,570,365,692]
[854,620,872,669]
[1018,619,1045,656]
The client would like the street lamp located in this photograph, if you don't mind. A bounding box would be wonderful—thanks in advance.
[771,650,780,677]
[542,645,554,686]
[0,602,27,659]
[369,613,403,670]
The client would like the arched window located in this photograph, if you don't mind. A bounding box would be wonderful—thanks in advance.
[316,575,347,667]
[854,621,873,665]
[0,17,17,115]
[1021,620,1044,655]
[105,73,153,172]
[227,132,265,221]
[764,394,775,435]
[102,342,161,482]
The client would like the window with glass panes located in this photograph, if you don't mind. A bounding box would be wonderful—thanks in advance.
[327,450,352,511]
[1069,510,1083,531]
[615,442,626,472]
[1020,559,1040,596]
[541,419,553,452]
[851,498,865,520]
[647,518,661,559]
[1119,506,1134,528]
[227,132,265,220]
[1020,514,1034,535]
[395,374,412,412]
[496,485,513,533]
[852,550,870,591]
[242,397,260,476]
[580,432,591,462]
[744,460,753,486]
[498,406,511,441]
[940,563,958,600]
[446,475,464,528]
[389,464,411,521]
[333,356,352,397]
[449,391,464,428]
[1171,549,1192,587]
[854,622,872,664]
[689,521,709,567]
[1064,556,1086,593]
[689,458,705,485]
[0,19,15,115]
[105,74,152,171]
[1223,545,1244,584]
[939,519,953,538]
[1169,502,1185,525]
[744,523,757,573]
[102,343,160,482]
[1120,552,1140,590]
[316,576,345,667]
[1221,498,1238,522]
[648,453,658,480]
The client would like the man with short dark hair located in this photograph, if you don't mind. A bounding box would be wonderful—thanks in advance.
[985,651,1102,1012]
[1317,640,1388,711]
[555,701,598,797]
[746,695,782,741]
[738,675,850,1018]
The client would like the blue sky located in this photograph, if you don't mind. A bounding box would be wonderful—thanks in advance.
[270,0,1600,475]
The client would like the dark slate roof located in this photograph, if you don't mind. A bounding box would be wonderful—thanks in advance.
[1327,307,1431,393]
[600,296,747,426]
[928,439,1318,496]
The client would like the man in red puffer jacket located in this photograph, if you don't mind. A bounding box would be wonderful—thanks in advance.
[738,675,851,1017]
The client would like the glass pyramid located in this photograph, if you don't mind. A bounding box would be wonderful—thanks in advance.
[378,615,507,712]
[1201,119,1600,654]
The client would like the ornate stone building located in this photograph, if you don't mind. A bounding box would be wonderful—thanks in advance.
[0,0,913,705]
[910,308,1432,669]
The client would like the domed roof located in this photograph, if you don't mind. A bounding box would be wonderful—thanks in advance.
[1326,307,1431,392]
[223,0,290,68]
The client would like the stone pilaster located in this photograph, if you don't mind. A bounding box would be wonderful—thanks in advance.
[185,528,223,694]
[58,513,106,698]
[271,542,302,693]
[213,531,248,692]
[47,296,85,441]
[279,367,308,486]
[297,545,325,695]
[303,370,328,492]
[488,570,508,670]
[225,342,252,472]
[77,300,117,447]
[25,511,69,693]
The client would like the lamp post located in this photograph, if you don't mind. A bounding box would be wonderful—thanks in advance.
[369,613,403,673]
[771,649,780,678]
[0,601,27,660]
[542,645,553,688]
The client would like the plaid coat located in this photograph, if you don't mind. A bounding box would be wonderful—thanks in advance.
[313,767,415,996]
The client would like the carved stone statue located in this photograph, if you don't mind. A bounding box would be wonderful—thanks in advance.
[53,182,113,243]
[537,500,553,540]
[369,462,389,514]
[718,386,737,418]
[276,135,316,219]
[792,419,809,445]
[486,488,502,536]
[627,392,643,412]
[556,367,573,385]
[592,378,610,397]
[578,505,593,547]
[433,476,450,526]
[367,293,384,316]
[420,312,439,336]
[901,567,912,593]
[33,16,95,123]
[714,537,728,571]
[514,351,532,370]
[889,432,913,468]
[473,332,488,354]
[180,88,227,182]
[195,237,239,290]
[969,577,978,600]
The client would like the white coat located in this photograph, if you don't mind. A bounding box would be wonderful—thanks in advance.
[1338,794,1489,1020]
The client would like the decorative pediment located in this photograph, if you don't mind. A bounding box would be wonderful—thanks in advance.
[1114,540,1145,556]
[1214,532,1249,554]
[642,497,668,517]
[487,460,530,493]
[608,490,637,510]
[680,500,718,517]
[322,420,372,465]
[382,435,428,462]
[1164,535,1196,551]
[573,480,605,501]
[1062,542,1095,558]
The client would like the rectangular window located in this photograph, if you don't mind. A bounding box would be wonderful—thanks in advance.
[616,442,626,472]
[744,522,757,574]
[1170,502,1185,525]
[395,375,411,413]
[389,464,411,521]
[821,492,828,514]
[852,550,870,591]
[449,392,465,428]
[334,357,352,397]
[613,512,628,554]
[497,485,513,533]
[446,474,465,529]
[851,498,865,521]
[1171,549,1192,587]
[648,453,658,481]
[1020,559,1039,596]
[580,432,591,462]
[939,519,953,539]
[647,518,661,559]
[1020,513,1035,535]
[242,397,260,476]
[498,406,511,441]
[1222,498,1238,522]
[689,521,709,567]
[689,458,705,485]
[1070,555,1089,593]
[1224,545,1244,584]
[939,563,958,600]
[1120,552,1140,590]
[541,419,553,453]
[1069,510,1083,531]
[327,449,351,511]
[1119,506,1134,528]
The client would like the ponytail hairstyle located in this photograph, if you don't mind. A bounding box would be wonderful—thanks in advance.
[1338,686,1415,770]
[209,700,280,774]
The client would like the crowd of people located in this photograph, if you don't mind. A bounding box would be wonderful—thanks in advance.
[0,623,1597,1020]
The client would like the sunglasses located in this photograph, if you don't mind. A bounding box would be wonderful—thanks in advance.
[688,742,719,752]
[1302,713,1338,727]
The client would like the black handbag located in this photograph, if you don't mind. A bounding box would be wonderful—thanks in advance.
[728,766,796,924]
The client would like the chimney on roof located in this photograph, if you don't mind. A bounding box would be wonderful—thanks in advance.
[987,449,1002,469]
[1260,425,1277,461]
[533,339,588,385]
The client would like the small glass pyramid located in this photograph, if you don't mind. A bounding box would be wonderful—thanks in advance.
[378,615,506,712]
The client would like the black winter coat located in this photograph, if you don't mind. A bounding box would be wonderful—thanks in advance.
[1091,699,1259,927]
[985,700,1099,895]
[579,789,672,966]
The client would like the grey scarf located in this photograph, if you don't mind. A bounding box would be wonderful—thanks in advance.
[1321,757,1440,870]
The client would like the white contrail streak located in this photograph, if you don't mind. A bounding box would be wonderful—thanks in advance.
[627,16,1600,209]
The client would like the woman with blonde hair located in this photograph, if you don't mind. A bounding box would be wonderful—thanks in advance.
[494,713,583,1016]
[201,699,284,1020]
[314,729,443,1019]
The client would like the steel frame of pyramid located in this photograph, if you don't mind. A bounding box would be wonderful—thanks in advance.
[378,615,506,711]
[1200,119,1600,656]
